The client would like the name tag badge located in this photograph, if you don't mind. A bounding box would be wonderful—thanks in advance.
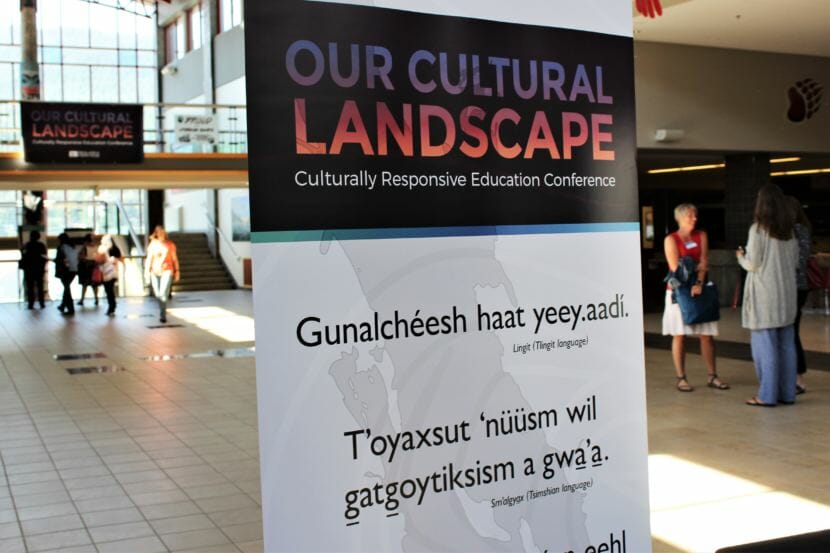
[685,241,698,250]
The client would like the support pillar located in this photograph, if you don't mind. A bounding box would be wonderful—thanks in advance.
[147,190,164,236]
[202,0,216,106]
[20,0,39,100]
[724,153,770,247]
[20,0,44,235]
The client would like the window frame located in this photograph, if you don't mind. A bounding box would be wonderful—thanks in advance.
[217,0,242,34]
[163,22,177,66]
[188,1,202,51]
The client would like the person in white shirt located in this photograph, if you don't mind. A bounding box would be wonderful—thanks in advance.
[55,233,79,316]
[145,226,180,323]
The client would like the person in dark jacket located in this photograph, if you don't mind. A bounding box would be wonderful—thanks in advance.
[787,196,812,394]
[21,230,48,309]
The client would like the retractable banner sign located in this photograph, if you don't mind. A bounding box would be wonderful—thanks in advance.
[245,1,651,551]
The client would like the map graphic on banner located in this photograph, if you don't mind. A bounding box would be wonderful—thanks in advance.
[245,1,651,552]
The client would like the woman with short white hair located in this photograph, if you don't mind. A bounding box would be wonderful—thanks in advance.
[662,203,729,392]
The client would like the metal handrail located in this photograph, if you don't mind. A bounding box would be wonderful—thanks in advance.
[205,213,241,262]
[112,198,145,257]
[0,100,246,109]
[41,198,137,240]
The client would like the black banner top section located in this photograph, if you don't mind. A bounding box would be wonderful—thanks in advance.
[21,102,144,164]
[245,2,638,233]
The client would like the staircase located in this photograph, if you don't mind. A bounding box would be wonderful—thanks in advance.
[168,232,235,292]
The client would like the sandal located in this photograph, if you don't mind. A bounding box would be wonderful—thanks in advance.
[707,373,730,390]
[676,375,694,392]
[746,397,775,407]
[796,384,806,395]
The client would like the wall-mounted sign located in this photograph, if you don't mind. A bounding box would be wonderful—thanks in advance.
[787,78,823,123]
[20,101,143,163]
[246,2,651,552]
[642,206,655,249]
[174,114,218,145]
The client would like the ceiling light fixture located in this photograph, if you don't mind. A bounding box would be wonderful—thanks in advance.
[648,157,801,175]
[647,163,725,175]
[771,168,830,177]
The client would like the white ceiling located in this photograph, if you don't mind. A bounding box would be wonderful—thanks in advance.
[633,0,830,58]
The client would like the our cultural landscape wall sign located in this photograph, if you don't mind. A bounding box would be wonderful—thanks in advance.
[245,1,652,552]
[20,101,144,163]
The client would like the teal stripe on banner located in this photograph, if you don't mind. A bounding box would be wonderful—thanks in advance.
[252,222,639,243]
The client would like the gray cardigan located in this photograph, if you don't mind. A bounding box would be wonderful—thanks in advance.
[738,223,798,330]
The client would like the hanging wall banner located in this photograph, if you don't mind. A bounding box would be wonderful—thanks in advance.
[246,1,651,551]
[20,101,143,163]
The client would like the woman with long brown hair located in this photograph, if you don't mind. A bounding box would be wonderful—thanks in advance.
[737,184,799,406]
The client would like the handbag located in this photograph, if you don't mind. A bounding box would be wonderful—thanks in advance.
[100,259,117,282]
[91,266,104,284]
[807,256,826,290]
[673,282,720,325]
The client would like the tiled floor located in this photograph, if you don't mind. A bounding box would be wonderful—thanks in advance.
[0,293,260,553]
[645,307,830,552]
[1,291,828,553]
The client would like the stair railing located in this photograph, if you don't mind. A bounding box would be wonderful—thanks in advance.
[111,198,146,258]
[104,197,147,297]
[205,213,241,262]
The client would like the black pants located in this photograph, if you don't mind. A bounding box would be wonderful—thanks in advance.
[103,280,117,314]
[24,269,45,308]
[60,272,77,313]
[795,289,808,374]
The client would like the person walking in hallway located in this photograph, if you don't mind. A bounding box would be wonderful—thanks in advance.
[145,226,180,323]
[787,196,811,395]
[738,184,799,407]
[21,230,48,309]
[98,234,123,316]
[77,233,101,307]
[55,233,80,316]
[662,203,729,392]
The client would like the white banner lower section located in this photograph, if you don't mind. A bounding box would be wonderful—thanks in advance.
[253,230,650,552]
